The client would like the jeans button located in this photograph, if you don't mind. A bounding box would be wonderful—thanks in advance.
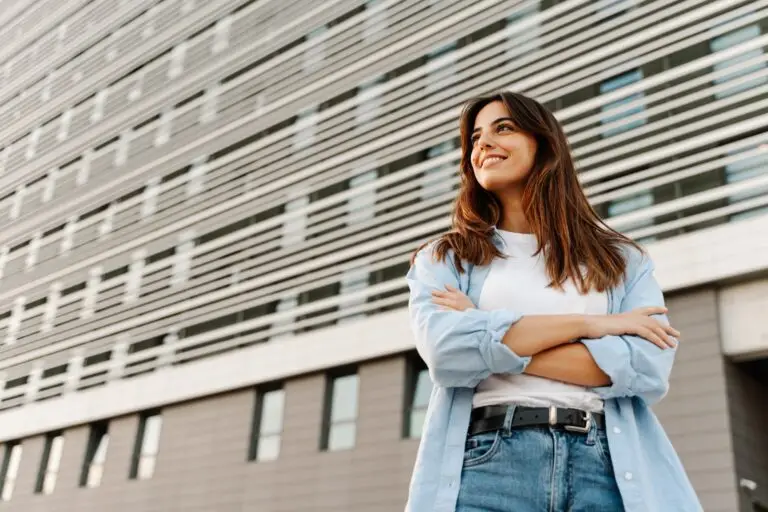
[613,427,621,434]
[624,472,633,481]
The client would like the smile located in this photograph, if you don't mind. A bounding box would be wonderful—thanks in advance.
[482,156,506,168]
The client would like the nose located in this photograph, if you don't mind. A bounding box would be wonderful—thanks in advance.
[476,131,495,149]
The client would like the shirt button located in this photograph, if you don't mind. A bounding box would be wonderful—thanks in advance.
[624,472,633,481]
[613,427,621,434]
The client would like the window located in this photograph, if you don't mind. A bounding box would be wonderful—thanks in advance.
[363,0,387,42]
[422,140,458,201]
[292,104,319,150]
[710,24,767,99]
[505,0,541,60]
[322,372,359,451]
[35,433,64,494]
[426,42,458,93]
[0,442,22,501]
[599,69,647,137]
[404,357,433,438]
[250,387,285,462]
[81,423,109,488]
[724,145,768,220]
[130,412,162,480]
[303,26,328,73]
[607,190,655,238]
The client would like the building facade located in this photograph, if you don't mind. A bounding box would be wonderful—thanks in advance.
[0,0,767,510]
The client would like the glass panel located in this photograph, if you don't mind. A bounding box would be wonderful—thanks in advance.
[426,42,458,93]
[259,389,285,435]
[42,471,56,494]
[608,191,654,233]
[47,436,64,473]
[1,444,22,500]
[330,374,359,422]
[256,434,280,462]
[93,433,109,465]
[328,421,356,451]
[409,408,428,439]
[710,25,767,99]
[413,369,433,408]
[86,464,103,488]
[141,415,162,456]
[421,141,457,200]
[137,454,155,480]
[599,69,647,137]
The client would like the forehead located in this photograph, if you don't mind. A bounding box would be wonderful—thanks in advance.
[473,101,511,130]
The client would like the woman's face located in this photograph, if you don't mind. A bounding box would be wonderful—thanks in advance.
[470,101,538,193]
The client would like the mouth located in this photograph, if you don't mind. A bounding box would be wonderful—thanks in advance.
[481,155,507,168]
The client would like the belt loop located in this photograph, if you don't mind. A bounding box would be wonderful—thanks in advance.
[586,417,597,445]
[502,405,517,435]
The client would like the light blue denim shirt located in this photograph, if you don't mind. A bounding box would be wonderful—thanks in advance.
[404,231,702,512]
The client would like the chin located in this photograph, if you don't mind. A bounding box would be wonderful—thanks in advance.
[476,171,527,193]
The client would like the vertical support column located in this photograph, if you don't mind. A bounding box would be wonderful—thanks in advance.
[212,16,232,54]
[42,168,59,203]
[60,216,77,255]
[58,108,73,141]
[0,245,9,280]
[24,361,44,404]
[108,338,129,381]
[186,157,208,198]
[5,296,26,345]
[201,85,219,124]
[99,203,116,238]
[64,349,85,393]
[25,232,41,271]
[124,249,147,303]
[77,149,93,186]
[114,130,131,167]
[141,177,161,219]
[81,266,102,319]
[155,109,173,146]
[171,230,195,288]
[9,184,25,219]
[41,283,62,333]
[158,328,178,368]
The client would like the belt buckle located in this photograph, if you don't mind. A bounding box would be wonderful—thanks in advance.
[564,411,592,434]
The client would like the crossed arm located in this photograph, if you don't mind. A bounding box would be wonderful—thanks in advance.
[407,246,679,404]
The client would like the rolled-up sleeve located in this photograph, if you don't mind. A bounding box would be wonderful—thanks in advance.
[406,245,530,388]
[580,252,677,405]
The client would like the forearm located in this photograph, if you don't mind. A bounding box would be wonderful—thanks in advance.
[524,342,611,387]
[501,314,588,357]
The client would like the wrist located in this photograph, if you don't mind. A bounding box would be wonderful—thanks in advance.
[578,314,598,339]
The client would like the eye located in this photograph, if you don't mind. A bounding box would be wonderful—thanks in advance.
[497,123,514,133]
[470,134,480,145]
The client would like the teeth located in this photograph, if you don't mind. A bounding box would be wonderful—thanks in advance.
[483,156,505,166]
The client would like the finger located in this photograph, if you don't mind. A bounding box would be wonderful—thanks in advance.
[652,325,676,348]
[445,284,458,292]
[431,290,446,297]
[637,327,667,349]
[431,297,450,307]
[650,319,680,344]
[635,306,668,317]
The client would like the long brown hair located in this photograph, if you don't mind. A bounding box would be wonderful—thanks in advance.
[418,91,640,293]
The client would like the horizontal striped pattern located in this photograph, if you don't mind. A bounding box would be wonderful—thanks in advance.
[0,0,766,410]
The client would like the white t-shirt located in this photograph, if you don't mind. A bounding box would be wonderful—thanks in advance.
[472,229,606,412]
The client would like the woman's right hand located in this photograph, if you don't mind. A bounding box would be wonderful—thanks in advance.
[584,307,680,349]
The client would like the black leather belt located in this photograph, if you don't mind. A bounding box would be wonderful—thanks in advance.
[469,405,605,436]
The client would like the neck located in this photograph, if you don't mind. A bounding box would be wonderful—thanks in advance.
[496,190,531,234]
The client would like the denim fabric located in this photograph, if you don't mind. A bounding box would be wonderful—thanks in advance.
[404,229,702,511]
[455,408,623,512]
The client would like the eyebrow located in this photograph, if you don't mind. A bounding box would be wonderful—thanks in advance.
[472,117,516,134]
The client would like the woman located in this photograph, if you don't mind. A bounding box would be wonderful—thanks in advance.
[404,92,701,512]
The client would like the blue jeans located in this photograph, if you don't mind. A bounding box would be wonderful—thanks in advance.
[456,407,624,512]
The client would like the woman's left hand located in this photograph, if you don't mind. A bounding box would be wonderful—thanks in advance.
[431,284,475,311]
